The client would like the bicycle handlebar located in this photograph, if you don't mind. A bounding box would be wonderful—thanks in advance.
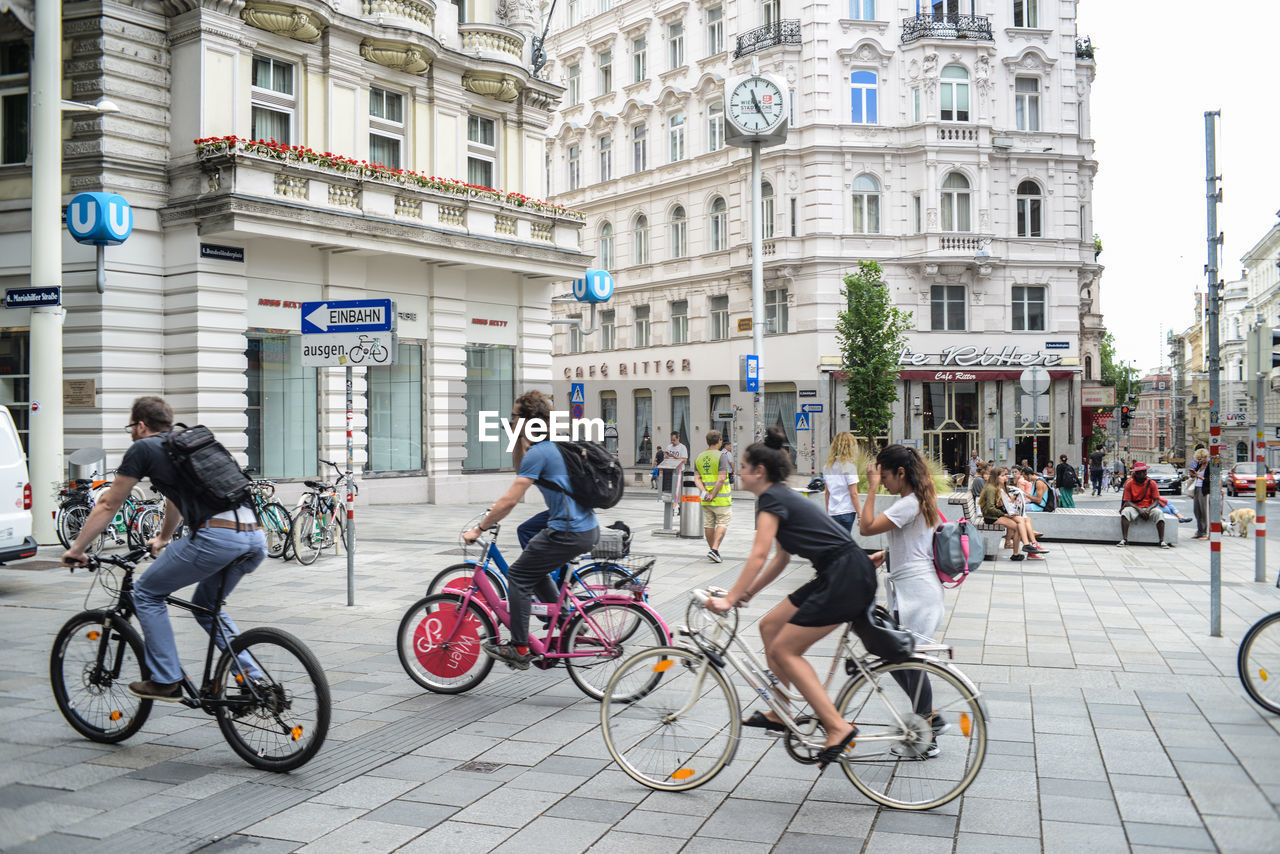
[72,546,152,574]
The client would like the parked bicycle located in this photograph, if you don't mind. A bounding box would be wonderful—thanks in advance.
[50,547,330,771]
[290,459,355,565]
[55,477,179,554]
[1239,609,1280,715]
[599,588,987,810]
[247,478,293,560]
[397,523,670,701]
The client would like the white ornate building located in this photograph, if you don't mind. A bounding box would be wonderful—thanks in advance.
[545,0,1102,475]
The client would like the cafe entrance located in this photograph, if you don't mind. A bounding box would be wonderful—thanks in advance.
[921,380,979,475]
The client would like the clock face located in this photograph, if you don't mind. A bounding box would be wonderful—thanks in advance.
[728,77,785,133]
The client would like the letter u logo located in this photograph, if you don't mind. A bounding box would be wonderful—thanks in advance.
[70,202,96,234]
[107,202,131,238]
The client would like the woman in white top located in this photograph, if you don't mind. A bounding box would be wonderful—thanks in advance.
[823,432,861,533]
[858,443,946,757]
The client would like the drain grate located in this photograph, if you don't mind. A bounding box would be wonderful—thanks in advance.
[455,760,505,774]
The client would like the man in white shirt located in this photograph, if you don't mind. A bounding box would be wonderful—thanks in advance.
[664,431,688,466]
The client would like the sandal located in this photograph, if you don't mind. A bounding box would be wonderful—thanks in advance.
[742,710,788,733]
[817,724,858,770]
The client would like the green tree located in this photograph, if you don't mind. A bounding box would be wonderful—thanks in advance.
[1099,332,1138,401]
[836,261,914,442]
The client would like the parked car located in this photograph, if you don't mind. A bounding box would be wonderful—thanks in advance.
[1226,463,1277,497]
[0,405,37,564]
[1145,464,1183,495]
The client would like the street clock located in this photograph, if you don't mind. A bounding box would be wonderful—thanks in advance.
[724,73,789,147]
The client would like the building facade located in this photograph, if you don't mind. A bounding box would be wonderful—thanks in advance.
[0,0,587,503]
[544,0,1101,475]
[1127,371,1171,465]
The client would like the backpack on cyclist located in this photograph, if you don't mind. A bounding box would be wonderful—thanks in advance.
[537,441,625,511]
[932,509,985,588]
[163,424,253,525]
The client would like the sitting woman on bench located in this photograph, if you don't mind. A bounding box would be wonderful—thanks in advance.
[980,468,1048,561]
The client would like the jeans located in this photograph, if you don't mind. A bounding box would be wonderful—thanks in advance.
[133,526,267,684]
[517,510,551,549]
[829,512,856,533]
[505,526,598,645]
[1192,485,1207,537]
[1090,469,1103,495]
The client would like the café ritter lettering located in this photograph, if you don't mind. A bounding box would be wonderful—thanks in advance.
[899,345,1064,368]
[564,359,692,379]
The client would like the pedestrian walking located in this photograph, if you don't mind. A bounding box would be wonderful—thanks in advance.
[1089,447,1105,495]
[823,432,861,533]
[1055,454,1078,508]
[694,430,733,562]
[1187,447,1209,539]
[967,450,980,486]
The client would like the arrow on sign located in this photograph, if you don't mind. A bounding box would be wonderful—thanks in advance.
[304,304,334,332]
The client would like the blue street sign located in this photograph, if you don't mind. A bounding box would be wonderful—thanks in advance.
[745,355,759,392]
[302,299,393,334]
[570,382,585,419]
[66,192,133,246]
[802,403,823,414]
[5,287,61,308]
[572,269,614,303]
[795,412,810,432]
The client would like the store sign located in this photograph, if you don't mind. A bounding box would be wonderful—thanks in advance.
[1222,412,1248,423]
[471,318,509,327]
[562,358,692,379]
[1081,387,1116,407]
[898,345,1065,368]
[898,369,1074,382]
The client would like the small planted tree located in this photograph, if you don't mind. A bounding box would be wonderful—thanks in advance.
[836,261,914,443]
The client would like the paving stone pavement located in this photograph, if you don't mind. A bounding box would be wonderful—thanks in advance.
[2,489,1278,853]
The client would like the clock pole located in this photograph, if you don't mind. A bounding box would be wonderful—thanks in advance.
[750,138,764,445]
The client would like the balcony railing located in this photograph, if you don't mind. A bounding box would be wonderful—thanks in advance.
[734,20,801,58]
[1075,36,1094,60]
[900,14,993,44]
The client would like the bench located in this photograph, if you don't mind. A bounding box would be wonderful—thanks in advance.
[944,492,1012,561]
[1031,507,1178,546]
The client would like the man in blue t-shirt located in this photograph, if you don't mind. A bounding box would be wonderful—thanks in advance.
[463,390,598,669]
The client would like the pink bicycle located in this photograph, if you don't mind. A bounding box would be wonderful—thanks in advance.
[397,524,670,700]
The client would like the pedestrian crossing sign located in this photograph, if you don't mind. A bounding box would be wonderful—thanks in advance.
[570,383,585,404]
[795,412,810,431]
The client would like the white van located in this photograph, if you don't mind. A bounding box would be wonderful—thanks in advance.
[0,404,37,564]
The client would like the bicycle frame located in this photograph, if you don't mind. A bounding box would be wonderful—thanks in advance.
[456,535,648,597]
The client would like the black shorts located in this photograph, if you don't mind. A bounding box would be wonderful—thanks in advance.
[786,551,876,627]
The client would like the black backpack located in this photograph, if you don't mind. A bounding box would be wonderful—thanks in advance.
[163,424,253,524]
[537,441,625,511]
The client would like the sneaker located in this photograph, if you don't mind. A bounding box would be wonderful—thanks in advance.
[891,736,939,759]
[708,549,723,563]
[1028,544,1050,554]
[482,640,533,671]
[1159,541,1172,549]
[1009,554,1026,562]
[930,715,951,737]
[1116,540,1127,547]
[128,679,183,702]
[1028,553,1046,560]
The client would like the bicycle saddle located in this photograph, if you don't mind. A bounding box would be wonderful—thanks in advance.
[851,605,915,664]
[304,480,325,489]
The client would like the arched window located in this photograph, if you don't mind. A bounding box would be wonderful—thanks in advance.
[940,64,969,122]
[710,196,728,252]
[1084,355,1093,381]
[851,174,880,234]
[941,172,971,232]
[670,205,687,258]
[633,214,649,265]
[850,70,878,124]
[761,182,775,239]
[599,221,613,268]
[1016,180,1042,238]
[1237,441,1249,462]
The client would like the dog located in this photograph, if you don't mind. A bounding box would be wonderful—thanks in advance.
[1226,508,1256,537]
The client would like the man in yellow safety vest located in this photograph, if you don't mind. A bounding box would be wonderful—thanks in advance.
[694,430,733,563]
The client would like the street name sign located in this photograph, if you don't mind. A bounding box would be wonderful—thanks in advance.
[302,299,393,334]
[5,287,61,308]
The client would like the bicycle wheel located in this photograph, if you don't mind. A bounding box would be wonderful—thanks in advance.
[397,593,497,694]
[571,564,636,600]
[57,501,103,555]
[427,562,507,599]
[600,646,739,791]
[1239,611,1280,715]
[259,501,292,559]
[348,346,365,364]
[128,506,163,550]
[291,507,322,565]
[564,602,667,701]
[49,611,152,743]
[834,657,987,810]
[213,627,329,772]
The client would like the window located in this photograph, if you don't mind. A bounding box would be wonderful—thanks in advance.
[940,64,970,122]
[912,87,921,122]
[669,22,685,68]
[1,42,30,165]
[931,285,966,331]
[709,196,728,251]
[369,86,405,169]
[600,0,611,11]
[851,174,880,234]
[790,197,799,236]
[1013,0,1038,27]
[599,49,613,94]
[567,144,580,190]
[569,316,583,354]
[463,345,515,471]
[568,63,581,105]
[671,300,689,344]
[568,0,581,25]
[789,88,797,126]
[1016,179,1042,237]
[763,0,780,26]
[251,54,294,144]
[632,123,647,172]
[632,37,647,83]
[765,288,788,334]
[1011,285,1046,331]
[1079,205,1086,238]
[671,390,691,449]
[850,71,878,124]
[634,391,653,464]
[913,194,922,233]
[710,295,729,340]
[601,392,618,454]
[599,221,614,268]
[1015,77,1040,131]
[670,205,687,257]
[706,5,724,56]
[367,343,423,472]
[601,309,616,348]
[707,101,725,152]
[633,214,649,264]
[634,305,651,347]
[369,133,401,169]
[467,114,496,187]
[245,335,318,478]
[668,111,685,162]
[941,172,971,232]
[850,0,875,19]
[762,181,775,239]
[598,134,612,181]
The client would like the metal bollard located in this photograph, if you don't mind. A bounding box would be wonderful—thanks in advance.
[679,471,703,538]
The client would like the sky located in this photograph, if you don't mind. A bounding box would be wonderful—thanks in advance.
[1075,1,1280,374]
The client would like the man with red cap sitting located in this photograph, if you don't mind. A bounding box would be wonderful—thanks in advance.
[1118,462,1170,548]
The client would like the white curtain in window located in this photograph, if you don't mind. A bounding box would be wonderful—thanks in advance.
[634,394,653,464]
[764,390,798,463]
[672,392,691,449]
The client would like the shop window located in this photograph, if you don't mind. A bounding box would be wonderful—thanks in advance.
[366,342,423,472]
[251,54,294,145]
[601,392,618,454]
[0,42,30,165]
[245,334,318,478]
[0,329,29,453]
[671,389,691,449]
[463,344,515,471]
[634,390,653,464]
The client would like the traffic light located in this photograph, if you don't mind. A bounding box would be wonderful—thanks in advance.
[1245,323,1280,379]
[1120,405,1133,430]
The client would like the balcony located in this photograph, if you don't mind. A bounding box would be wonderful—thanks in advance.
[362,0,436,38]
[1075,36,1094,60]
[734,20,801,58]
[900,14,993,45]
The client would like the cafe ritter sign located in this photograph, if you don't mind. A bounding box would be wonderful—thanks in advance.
[899,345,1064,369]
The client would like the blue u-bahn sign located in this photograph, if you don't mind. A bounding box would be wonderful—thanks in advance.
[66,193,133,246]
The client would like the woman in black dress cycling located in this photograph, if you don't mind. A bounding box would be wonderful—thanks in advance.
[706,427,884,768]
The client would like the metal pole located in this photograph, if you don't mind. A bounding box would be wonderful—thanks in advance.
[1205,110,1223,636]
[751,140,764,444]
[1255,317,1267,581]
[95,245,106,295]
[28,0,64,544]
[1032,393,1038,471]
[345,367,355,607]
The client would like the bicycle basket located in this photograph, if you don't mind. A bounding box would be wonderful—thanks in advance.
[591,521,632,559]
